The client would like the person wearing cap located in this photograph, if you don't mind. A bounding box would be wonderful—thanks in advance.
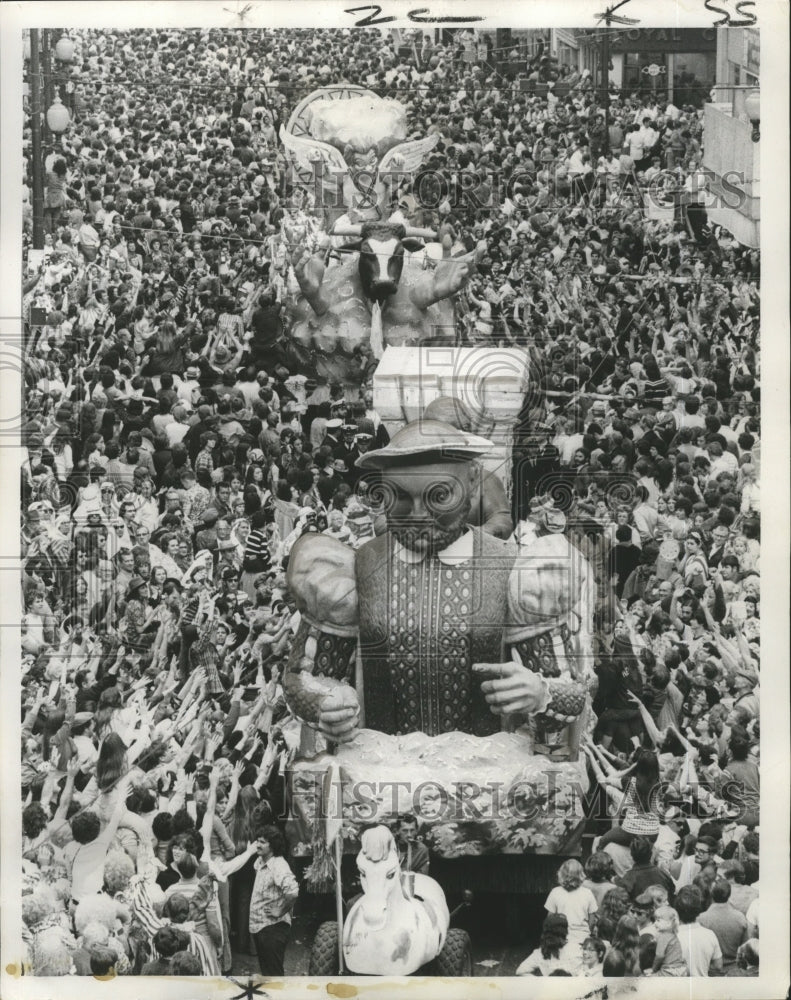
[730,667,759,722]
[351,430,374,472]
[194,508,220,555]
[284,418,590,746]
[332,423,361,470]
[322,417,344,451]
[170,362,200,408]
[322,455,345,477]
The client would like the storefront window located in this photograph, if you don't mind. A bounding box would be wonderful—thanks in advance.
[621,49,715,107]
[623,51,666,93]
[672,51,716,107]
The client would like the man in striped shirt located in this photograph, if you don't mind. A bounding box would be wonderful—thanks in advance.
[194,432,218,488]
[249,825,299,976]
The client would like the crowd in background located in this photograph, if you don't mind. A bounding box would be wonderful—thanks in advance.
[20,26,759,978]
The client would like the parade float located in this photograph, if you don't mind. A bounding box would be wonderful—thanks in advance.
[275,96,596,975]
[277,426,595,976]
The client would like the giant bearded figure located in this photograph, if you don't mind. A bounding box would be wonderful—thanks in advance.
[283,420,591,747]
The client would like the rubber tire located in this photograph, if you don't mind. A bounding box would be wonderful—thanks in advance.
[309,921,340,975]
[433,927,473,977]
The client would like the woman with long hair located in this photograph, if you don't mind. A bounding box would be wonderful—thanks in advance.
[227,784,261,955]
[142,319,185,376]
[627,748,662,815]
[230,517,251,561]
[592,619,645,755]
[591,886,631,943]
[81,732,156,862]
[641,354,670,402]
[95,732,129,795]
[516,913,579,975]
[148,565,167,606]
[48,426,74,483]
[94,685,123,743]
[243,484,263,518]
[604,914,642,976]
[245,462,267,498]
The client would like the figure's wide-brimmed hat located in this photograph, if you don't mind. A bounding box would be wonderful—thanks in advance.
[355,419,493,470]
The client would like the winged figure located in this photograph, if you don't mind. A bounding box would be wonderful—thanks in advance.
[280,125,439,222]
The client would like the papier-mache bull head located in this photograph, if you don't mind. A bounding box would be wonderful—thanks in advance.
[333,221,438,304]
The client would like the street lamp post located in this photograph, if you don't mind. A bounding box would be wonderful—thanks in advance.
[601,26,610,135]
[27,30,72,249]
[29,29,45,250]
[743,89,760,143]
[54,34,75,63]
[41,29,53,136]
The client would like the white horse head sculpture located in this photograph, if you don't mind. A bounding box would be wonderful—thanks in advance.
[355,826,401,930]
[342,824,450,975]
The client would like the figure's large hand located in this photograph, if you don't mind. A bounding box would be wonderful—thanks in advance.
[317,685,360,745]
[431,246,484,302]
[285,223,325,299]
[474,661,550,717]
[291,245,325,299]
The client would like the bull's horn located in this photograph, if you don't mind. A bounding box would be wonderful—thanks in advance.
[331,224,363,236]
[404,227,438,239]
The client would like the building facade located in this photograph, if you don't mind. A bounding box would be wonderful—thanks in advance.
[576,27,718,106]
[702,27,760,247]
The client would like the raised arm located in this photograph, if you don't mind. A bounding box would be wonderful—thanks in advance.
[626,690,666,748]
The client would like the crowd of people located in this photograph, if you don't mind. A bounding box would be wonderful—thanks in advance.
[20,26,759,978]
[515,849,759,976]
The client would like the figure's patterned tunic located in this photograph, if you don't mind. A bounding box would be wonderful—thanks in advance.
[386,555,474,735]
[356,528,516,737]
[283,526,590,741]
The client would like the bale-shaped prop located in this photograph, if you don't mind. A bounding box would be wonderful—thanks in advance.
[287,533,359,637]
[506,533,589,642]
[305,95,406,155]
